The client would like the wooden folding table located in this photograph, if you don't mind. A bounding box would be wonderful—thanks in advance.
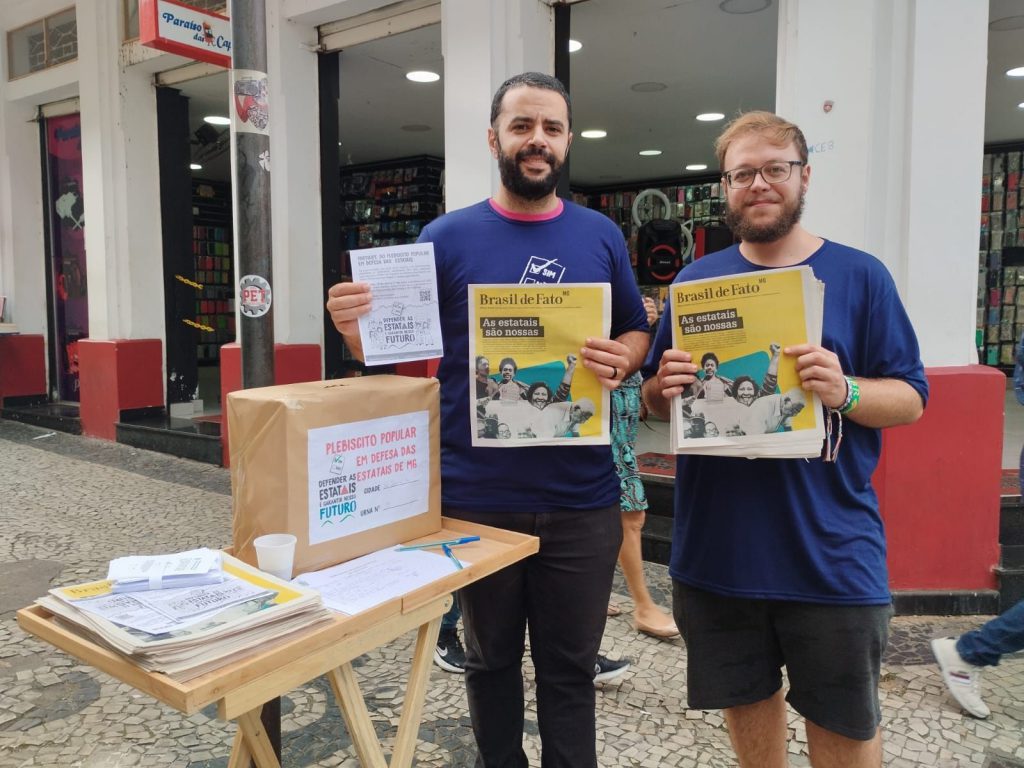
[18,518,538,768]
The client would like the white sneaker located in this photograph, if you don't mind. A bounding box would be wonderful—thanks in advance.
[931,637,990,718]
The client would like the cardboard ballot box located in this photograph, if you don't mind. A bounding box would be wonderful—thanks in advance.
[228,375,441,576]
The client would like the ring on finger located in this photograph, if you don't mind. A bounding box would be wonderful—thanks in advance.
[611,365,618,379]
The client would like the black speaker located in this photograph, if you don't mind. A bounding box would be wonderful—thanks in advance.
[636,219,683,284]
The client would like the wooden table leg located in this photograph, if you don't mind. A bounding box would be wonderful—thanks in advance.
[227,728,252,768]
[229,708,281,768]
[388,612,444,768]
[328,663,389,768]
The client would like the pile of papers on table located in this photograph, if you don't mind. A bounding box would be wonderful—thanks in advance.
[36,553,333,681]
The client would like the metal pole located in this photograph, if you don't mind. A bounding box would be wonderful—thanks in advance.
[230,2,280,761]
[554,2,571,199]
[232,0,275,391]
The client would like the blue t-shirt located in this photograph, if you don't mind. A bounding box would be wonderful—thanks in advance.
[642,240,928,604]
[419,199,648,513]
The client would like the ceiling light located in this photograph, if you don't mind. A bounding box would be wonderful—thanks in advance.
[631,81,667,93]
[568,39,582,53]
[719,0,772,14]
[400,124,432,132]
[1007,66,1024,77]
[686,164,708,171]
[406,70,440,83]
[204,115,230,126]
[1019,102,1024,109]
[696,112,725,122]
[190,163,202,170]
[638,149,662,156]
[580,130,607,139]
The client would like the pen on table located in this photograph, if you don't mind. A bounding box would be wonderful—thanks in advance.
[397,535,480,551]
[442,543,464,571]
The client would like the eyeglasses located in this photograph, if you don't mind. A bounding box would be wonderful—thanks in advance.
[722,161,804,189]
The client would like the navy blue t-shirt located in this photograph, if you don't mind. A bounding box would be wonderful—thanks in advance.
[642,240,928,604]
[419,199,648,513]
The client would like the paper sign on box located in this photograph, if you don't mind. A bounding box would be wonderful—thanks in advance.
[228,376,441,576]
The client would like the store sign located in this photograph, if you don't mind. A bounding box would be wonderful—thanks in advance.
[139,0,231,69]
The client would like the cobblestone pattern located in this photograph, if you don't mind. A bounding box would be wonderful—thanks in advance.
[1,420,1022,767]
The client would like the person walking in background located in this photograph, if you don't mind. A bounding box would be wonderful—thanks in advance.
[434,596,467,673]
[931,600,1024,719]
[931,327,1024,719]
[607,294,678,639]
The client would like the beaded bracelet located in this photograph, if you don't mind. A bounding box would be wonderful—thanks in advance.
[839,376,860,414]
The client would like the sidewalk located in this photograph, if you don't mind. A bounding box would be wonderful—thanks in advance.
[1,419,1021,767]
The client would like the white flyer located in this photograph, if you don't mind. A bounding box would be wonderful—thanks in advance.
[307,411,431,545]
[350,242,443,365]
[294,546,461,616]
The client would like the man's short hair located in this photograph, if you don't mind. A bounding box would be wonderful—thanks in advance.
[490,72,572,128]
[715,111,809,169]
[701,352,719,367]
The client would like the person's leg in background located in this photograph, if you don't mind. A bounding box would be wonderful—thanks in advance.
[611,373,678,638]
[434,594,466,673]
[933,598,1024,718]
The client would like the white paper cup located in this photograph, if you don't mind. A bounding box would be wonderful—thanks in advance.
[253,533,297,580]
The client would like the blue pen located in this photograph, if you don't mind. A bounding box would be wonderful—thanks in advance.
[397,535,480,551]
[442,543,464,571]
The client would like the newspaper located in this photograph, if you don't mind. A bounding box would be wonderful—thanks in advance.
[38,553,332,681]
[468,283,611,446]
[668,266,826,458]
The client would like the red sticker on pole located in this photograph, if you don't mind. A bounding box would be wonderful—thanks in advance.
[239,275,272,318]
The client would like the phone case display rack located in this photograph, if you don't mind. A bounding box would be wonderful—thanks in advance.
[192,179,235,364]
[979,144,1024,369]
[571,175,723,242]
[339,155,445,252]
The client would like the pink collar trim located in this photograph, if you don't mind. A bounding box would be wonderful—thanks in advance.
[488,198,564,222]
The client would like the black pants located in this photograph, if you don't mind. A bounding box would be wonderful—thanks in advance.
[446,504,622,768]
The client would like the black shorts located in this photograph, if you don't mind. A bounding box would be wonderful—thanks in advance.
[672,581,892,741]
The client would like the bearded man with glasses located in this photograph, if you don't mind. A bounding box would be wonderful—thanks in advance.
[642,111,928,768]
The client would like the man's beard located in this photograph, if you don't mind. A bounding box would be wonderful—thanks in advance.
[725,189,805,244]
[497,141,564,201]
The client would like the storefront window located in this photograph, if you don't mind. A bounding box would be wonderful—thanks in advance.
[123,0,228,41]
[44,113,89,402]
[7,8,77,80]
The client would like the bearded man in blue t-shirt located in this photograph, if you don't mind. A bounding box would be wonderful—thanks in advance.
[642,111,928,768]
[327,72,649,768]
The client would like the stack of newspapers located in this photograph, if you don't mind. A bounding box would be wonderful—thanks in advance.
[36,553,332,681]
[668,265,826,459]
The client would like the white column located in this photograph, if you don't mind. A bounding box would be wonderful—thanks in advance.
[76,0,165,342]
[0,95,48,334]
[265,3,324,349]
[440,0,553,211]
[0,0,79,337]
[776,0,987,368]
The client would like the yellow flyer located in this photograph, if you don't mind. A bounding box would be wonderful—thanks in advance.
[668,266,825,457]
[468,283,611,447]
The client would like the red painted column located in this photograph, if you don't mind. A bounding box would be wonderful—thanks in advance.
[0,335,47,404]
[78,339,164,440]
[220,342,322,466]
[876,365,1004,591]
